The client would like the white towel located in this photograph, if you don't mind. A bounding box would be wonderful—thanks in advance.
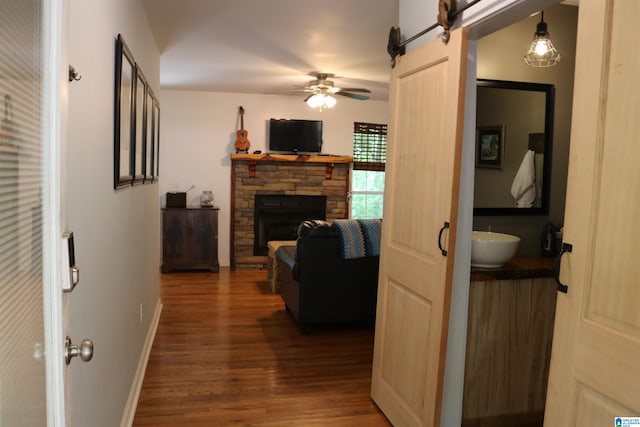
[510,150,536,208]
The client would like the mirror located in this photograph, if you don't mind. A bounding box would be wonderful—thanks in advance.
[473,79,555,216]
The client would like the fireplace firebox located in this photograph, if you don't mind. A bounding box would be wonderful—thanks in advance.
[254,195,326,256]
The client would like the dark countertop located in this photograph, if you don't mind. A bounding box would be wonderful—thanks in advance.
[470,256,556,282]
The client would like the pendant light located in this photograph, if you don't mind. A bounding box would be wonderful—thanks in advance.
[524,11,561,67]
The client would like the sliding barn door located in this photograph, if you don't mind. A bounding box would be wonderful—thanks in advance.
[371,27,468,427]
[544,0,640,424]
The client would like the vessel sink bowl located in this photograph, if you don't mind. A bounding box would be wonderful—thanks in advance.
[471,231,521,268]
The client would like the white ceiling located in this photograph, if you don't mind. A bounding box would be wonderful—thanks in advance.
[141,0,400,101]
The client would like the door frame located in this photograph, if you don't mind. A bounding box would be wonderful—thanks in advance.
[42,0,68,424]
[429,0,565,423]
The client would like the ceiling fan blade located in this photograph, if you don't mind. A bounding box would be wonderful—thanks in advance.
[337,88,371,93]
[303,94,314,102]
[336,91,370,101]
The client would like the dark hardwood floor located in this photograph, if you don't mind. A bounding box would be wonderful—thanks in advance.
[133,268,391,426]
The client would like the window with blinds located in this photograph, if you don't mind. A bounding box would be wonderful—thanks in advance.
[0,0,47,423]
[353,122,387,171]
[351,122,387,219]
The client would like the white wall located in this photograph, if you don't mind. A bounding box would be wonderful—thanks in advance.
[66,0,160,425]
[158,90,389,266]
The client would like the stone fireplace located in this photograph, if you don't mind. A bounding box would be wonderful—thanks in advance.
[230,153,352,269]
[253,194,326,256]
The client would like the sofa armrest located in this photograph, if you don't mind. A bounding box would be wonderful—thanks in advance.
[276,245,296,270]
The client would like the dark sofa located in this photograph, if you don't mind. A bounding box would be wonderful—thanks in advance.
[276,219,381,334]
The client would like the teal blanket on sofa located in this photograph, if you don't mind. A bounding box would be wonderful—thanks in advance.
[332,219,382,259]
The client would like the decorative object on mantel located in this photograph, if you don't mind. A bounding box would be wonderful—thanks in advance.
[234,106,250,153]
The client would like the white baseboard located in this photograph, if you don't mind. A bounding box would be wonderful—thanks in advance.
[120,298,163,427]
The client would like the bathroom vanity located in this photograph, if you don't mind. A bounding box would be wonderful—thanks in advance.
[462,257,556,427]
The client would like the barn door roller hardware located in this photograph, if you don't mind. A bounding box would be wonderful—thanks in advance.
[387,0,483,67]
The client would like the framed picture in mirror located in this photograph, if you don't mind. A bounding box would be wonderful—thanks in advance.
[476,125,504,169]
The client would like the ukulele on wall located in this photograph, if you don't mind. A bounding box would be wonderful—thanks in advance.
[234,106,250,153]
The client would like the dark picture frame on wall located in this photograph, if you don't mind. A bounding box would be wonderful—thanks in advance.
[114,34,135,188]
[144,87,154,183]
[114,34,160,189]
[476,125,505,169]
[133,64,147,185]
[133,64,146,184]
[152,95,160,179]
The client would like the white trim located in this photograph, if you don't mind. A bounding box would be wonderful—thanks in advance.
[42,0,67,425]
[441,40,477,426]
[120,299,163,427]
[351,190,384,196]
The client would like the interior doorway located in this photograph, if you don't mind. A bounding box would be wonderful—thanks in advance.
[461,3,578,425]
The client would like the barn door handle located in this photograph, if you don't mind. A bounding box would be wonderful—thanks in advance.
[554,242,573,293]
[438,222,450,256]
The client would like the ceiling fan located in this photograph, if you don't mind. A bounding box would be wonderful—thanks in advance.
[301,72,371,110]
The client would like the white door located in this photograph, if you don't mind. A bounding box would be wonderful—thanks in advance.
[371,27,468,426]
[544,0,640,424]
[0,0,69,425]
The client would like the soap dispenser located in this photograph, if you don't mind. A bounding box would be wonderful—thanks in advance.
[541,222,556,257]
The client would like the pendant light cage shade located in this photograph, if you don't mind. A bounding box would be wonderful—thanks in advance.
[524,12,561,67]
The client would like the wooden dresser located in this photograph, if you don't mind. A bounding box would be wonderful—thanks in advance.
[161,207,219,273]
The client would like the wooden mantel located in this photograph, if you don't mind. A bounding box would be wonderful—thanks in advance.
[231,153,353,163]
[231,153,353,179]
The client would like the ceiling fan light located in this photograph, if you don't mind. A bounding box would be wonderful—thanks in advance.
[306,93,336,111]
[306,93,324,108]
[324,94,337,108]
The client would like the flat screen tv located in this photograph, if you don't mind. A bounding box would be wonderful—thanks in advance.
[268,119,323,153]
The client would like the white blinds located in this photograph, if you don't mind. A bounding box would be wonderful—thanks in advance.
[0,0,47,424]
